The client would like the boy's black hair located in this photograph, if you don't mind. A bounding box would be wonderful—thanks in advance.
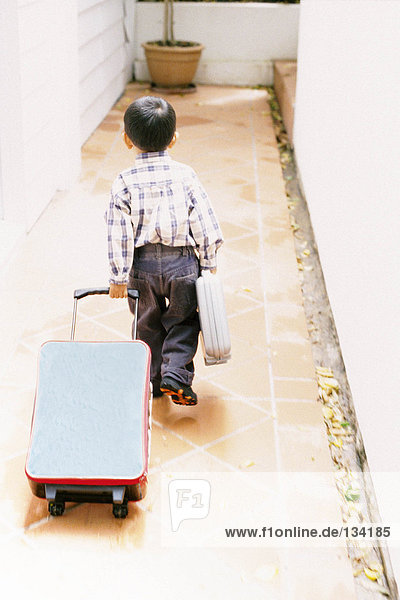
[124,96,176,152]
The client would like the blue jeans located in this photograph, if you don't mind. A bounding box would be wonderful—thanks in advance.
[128,244,200,388]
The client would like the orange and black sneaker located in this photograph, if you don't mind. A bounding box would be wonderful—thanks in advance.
[160,377,198,406]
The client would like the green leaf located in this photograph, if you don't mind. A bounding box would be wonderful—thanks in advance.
[345,488,360,502]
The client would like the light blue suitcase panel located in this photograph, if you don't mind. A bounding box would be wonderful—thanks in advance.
[26,341,150,483]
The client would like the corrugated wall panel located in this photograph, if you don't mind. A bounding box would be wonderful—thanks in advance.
[80,45,125,114]
[78,0,122,45]
[79,20,125,82]
[78,0,126,144]
[80,69,125,144]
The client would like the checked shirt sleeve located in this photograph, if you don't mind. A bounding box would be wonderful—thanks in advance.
[187,171,224,270]
[105,175,134,284]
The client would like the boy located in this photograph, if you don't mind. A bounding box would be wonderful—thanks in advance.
[105,96,223,406]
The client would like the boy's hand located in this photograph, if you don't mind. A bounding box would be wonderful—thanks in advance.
[109,283,128,298]
[202,268,217,274]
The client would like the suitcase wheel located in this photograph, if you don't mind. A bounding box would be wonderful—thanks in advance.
[113,503,128,519]
[131,483,144,501]
[48,501,65,517]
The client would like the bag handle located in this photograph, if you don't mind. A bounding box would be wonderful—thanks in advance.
[71,288,139,341]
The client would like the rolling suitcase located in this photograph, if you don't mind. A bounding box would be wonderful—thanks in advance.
[25,288,152,519]
[195,270,231,365]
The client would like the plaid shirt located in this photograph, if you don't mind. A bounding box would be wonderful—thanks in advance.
[105,151,224,284]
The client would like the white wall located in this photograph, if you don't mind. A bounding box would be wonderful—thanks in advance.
[134,2,299,86]
[0,0,81,231]
[0,0,136,243]
[0,1,24,225]
[294,0,400,579]
[78,0,132,144]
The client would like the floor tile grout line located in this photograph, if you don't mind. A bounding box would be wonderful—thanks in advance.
[74,315,132,341]
[274,397,319,404]
[16,529,39,548]
[151,420,200,451]
[221,245,259,264]
[197,448,239,472]
[86,124,125,196]
[198,377,274,416]
[201,415,272,452]
[223,231,260,245]
[219,262,265,280]
[177,130,257,145]
[278,423,324,433]
[1,529,37,549]
[274,375,316,383]
[197,341,270,366]
[250,104,282,469]
[0,512,42,544]
[14,340,37,356]
[20,314,93,346]
[1,449,26,463]
[223,229,257,240]
[220,333,269,355]
[70,300,134,330]
[209,196,257,213]
[189,159,256,178]
[151,444,249,476]
[228,293,264,307]
[236,398,274,417]
[192,373,244,396]
[153,412,271,463]
[23,515,51,534]
[14,296,132,346]
[152,413,272,459]
[250,99,295,600]
[227,304,268,320]
[75,304,134,325]
[149,447,201,474]
[195,368,256,390]
[226,303,264,320]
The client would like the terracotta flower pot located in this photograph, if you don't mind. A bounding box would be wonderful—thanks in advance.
[142,42,204,89]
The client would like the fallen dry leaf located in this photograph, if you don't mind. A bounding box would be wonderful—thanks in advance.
[364,567,380,581]
[316,366,334,377]
[296,257,304,271]
[322,406,334,420]
[240,459,255,469]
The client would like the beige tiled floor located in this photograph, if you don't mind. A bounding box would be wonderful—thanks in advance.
[0,84,356,599]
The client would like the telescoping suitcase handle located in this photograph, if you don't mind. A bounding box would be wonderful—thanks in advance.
[71,287,140,341]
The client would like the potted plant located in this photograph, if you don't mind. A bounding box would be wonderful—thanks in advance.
[142,0,204,92]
